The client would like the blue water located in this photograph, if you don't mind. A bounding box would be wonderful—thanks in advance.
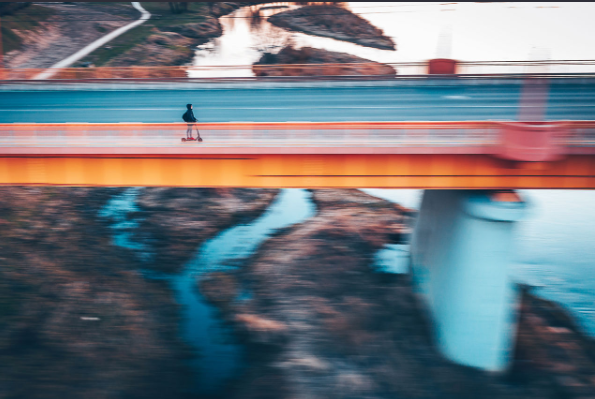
[176,188,315,394]
[98,187,145,251]
[101,188,316,396]
[362,188,595,336]
[373,243,410,274]
[100,186,595,384]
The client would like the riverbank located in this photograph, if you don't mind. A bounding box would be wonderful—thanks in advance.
[0,187,192,398]
[198,189,595,398]
[0,186,280,398]
[132,188,279,273]
[80,2,217,68]
[253,45,396,76]
[268,5,396,51]
[79,2,270,68]
[4,2,138,68]
[2,187,594,397]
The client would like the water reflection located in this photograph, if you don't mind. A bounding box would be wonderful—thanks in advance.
[190,2,595,76]
[190,2,395,77]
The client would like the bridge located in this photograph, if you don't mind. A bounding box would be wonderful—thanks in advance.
[1,70,594,375]
[1,120,594,188]
[2,73,595,188]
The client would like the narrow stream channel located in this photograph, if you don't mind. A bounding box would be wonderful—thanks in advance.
[100,188,316,396]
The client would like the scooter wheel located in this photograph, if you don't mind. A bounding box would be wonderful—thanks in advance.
[181,138,186,142]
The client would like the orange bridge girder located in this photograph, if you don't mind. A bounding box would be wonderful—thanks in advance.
[1,122,594,189]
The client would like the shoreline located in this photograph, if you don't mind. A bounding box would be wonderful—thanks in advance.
[1,187,594,397]
[0,187,279,398]
[198,188,595,398]
[132,188,280,273]
[0,187,192,398]
[268,5,396,51]
[253,45,396,77]
[84,2,270,69]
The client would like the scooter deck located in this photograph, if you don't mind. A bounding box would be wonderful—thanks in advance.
[181,138,203,142]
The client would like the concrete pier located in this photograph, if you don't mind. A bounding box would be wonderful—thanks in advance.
[410,190,528,372]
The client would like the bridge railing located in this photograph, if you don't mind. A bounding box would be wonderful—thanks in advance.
[3,60,595,81]
[1,121,594,155]
[0,121,496,148]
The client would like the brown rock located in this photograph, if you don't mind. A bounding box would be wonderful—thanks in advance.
[235,314,287,332]
[0,187,191,398]
[253,46,396,77]
[268,5,395,50]
[133,188,279,273]
[165,18,223,41]
[200,272,239,307]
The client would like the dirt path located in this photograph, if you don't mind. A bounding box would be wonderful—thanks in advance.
[5,3,139,69]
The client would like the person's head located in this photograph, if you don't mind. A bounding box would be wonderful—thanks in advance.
[187,104,192,110]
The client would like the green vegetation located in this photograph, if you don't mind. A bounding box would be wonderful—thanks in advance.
[141,2,210,30]
[79,24,154,66]
[1,1,211,65]
[79,2,210,67]
[0,5,55,54]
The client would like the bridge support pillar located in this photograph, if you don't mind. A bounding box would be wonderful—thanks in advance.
[410,190,528,372]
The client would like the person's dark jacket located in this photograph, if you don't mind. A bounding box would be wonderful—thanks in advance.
[183,105,197,123]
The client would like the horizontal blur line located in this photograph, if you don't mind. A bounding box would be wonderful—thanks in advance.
[0,106,530,111]
[0,155,256,160]
[1,184,590,190]
[3,105,595,112]
[255,174,595,177]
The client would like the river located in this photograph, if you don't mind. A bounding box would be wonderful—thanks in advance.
[101,186,595,396]
[101,188,316,396]
[363,188,595,336]
[190,2,595,77]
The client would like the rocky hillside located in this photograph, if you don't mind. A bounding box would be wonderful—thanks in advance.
[253,45,396,77]
[268,5,396,50]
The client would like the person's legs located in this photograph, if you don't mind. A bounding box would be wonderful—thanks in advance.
[186,124,193,139]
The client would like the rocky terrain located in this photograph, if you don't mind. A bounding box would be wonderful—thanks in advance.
[103,18,223,69]
[93,2,267,70]
[268,5,396,51]
[253,45,396,77]
[4,3,139,69]
[2,185,594,398]
[198,189,595,399]
[4,2,395,77]
[131,188,279,273]
[2,2,254,73]
[0,186,278,398]
[0,187,191,399]
[94,2,273,69]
